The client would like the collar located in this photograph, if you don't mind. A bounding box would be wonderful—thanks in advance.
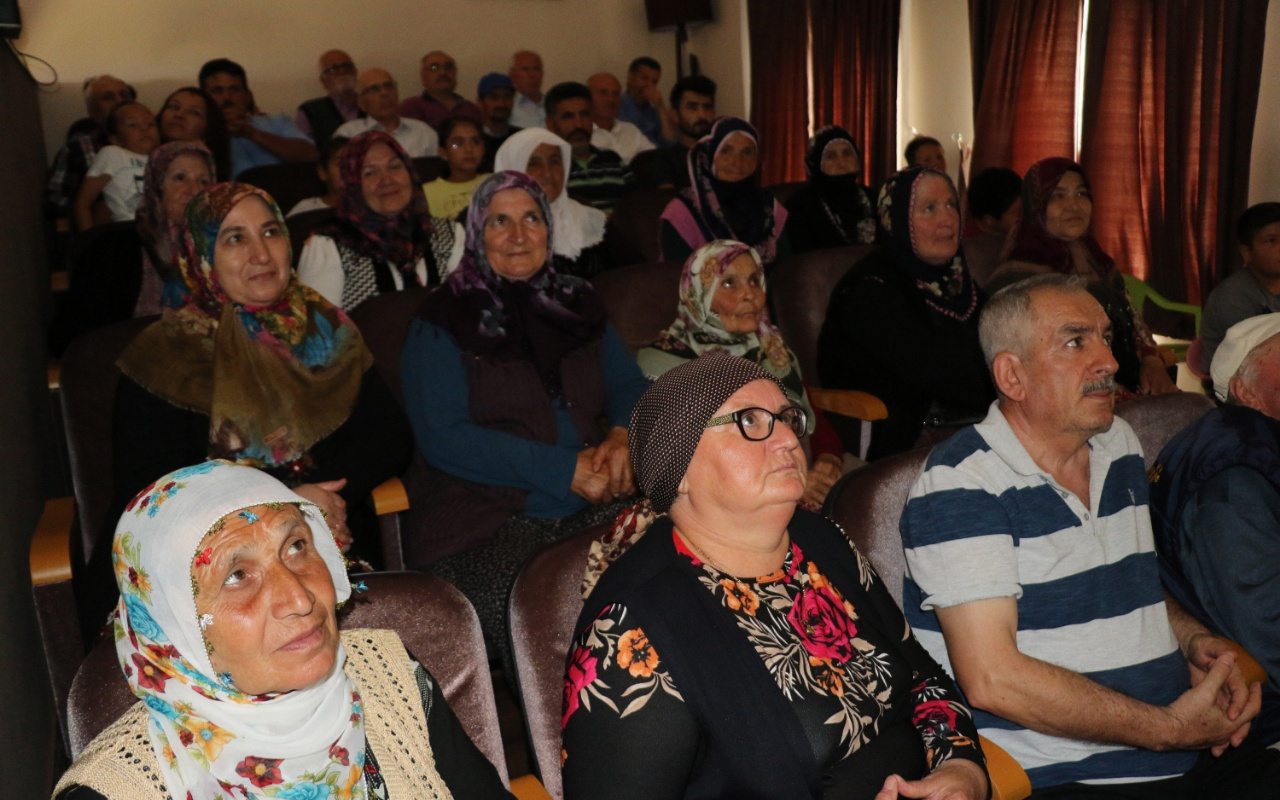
[977,400,1122,479]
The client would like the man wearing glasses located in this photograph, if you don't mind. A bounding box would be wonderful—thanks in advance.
[335,68,438,158]
[400,50,485,131]
[296,49,364,149]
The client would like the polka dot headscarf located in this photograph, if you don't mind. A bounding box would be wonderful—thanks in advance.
[629,350,787,512]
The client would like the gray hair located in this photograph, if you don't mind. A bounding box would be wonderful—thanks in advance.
[1229,331,1280,404]
[978,273,1090,370]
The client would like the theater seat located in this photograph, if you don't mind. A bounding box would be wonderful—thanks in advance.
[237,162,325,217]
[411,156,445,185]
[591,260,684,353]
[766,180,806,205]
[769,244,876,384]
[601,187,678,267]
[287,206,337,268]
[961,233,1006,289]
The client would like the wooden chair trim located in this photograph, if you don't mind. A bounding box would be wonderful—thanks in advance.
[807,387,889,421]
[371,476,410,516]
[31,496,75,586]
[510,775,553,800]
[981,734,1032,800]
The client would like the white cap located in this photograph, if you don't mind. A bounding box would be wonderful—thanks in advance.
[1210,312,1280,401]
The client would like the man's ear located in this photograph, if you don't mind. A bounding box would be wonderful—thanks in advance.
[1230,373,1261,411]
[991,351,1026,402]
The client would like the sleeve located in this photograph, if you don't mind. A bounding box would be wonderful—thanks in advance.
[411,660,515,799]
[561,603,700,800]
[297,235,345,307]
[399,318,579,497]
[599,324,649,427]
[1199,276,1260,370]
[86,145,124,179]
[304,370,412,502]
[294,107,313,137]
[259,113,312,142]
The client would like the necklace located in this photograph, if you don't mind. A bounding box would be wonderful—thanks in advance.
[680,530,820,637]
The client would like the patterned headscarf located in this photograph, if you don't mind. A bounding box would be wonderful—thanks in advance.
[111,460,363,799]
[418,171,606,394]
[494,128,607,261]
[683,117,784,265]
[321,130,442,285]
[803,126,876,245]
[118,183,371,471]
[877,166,978,322]
[135,140,217,308]
[1003,156,1117,278]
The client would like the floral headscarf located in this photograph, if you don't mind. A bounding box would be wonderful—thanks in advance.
[877,166,978,322]
[494,128,606,261]
[1003,156,1117,278]
[118,183,372,472]
[418,170,605,394]
[112,460,363,799]
[803,126,876,245]
[135,140,218,310]
[683,117,784,265]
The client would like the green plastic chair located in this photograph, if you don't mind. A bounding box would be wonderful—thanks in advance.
[1122,273,1202,361]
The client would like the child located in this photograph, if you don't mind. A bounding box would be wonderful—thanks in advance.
[74,101,160,229]
[422,117,489,219]
[288,136,349,217]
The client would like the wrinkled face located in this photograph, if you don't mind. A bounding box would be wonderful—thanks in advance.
[709,253,765,334]
[1242,221,1280,281]
[159,91,209,143]
[443,121,484,176]
[161,153,214,223]
[112,104,161,155]
[588,74,622,121]
[479,87,515,126]
[1017,289,1119,437]
[820,139,859,177]
[912,142,947,172]
[525,143,565,202]
[360,142,413,216]
[194,505,339,696]
[203,72,249,113]
[87,76,131,125]
[1234,335,1280,418]
[210,195,292,306]
[357,68,400,121]
[910,173,960,266]
[713,132,758,183]
[678,380,806,515]
[510,53,544,96]
[675,92,715,139]
[626,65,660,101]
[483,188,548,281]
[1043,170,1093,242]
[421,51,458,94]
[547,97,592,151]
[319,50,357,96]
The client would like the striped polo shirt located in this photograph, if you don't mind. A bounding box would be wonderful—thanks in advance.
[900,402,1196,789]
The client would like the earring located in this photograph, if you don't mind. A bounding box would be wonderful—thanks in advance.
[199,613,214,631]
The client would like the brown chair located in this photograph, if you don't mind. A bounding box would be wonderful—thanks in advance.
[628,148,667,190]
[766,181,807,206]
[590,260,684,353]
[237,162,325,217]
[601,187,678,267]
[411,156,445,185]
[961,233,1007,290]
[1114,391,1214,468]
[287,206,337,268]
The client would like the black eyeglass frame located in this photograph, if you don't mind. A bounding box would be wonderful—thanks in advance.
[703,406,808,441]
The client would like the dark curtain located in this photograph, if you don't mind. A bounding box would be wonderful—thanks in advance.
[969,0,1081,177]
[810,0,901,187]
[748,0,811,185]
[968,0,1002,110]
[1081,0,1269,302]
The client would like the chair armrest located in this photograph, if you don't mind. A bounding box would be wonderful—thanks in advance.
[980,734,1032,800]
[1157,346,1179,368]
[30,496,75,586]
[510,774,553,800]
[807,388,889,421]
[370,477,409,516]
[1224,641,1269,687]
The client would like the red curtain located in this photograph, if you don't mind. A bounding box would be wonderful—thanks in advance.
[809,0,901,188]
[748,0,810,185]
[1081,0,1268,302]
[969,0,1080,177]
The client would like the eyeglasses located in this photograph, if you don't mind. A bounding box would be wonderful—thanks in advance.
[704,406,807,441]
[425,61,457,72]
[359,80,397,97]
[322,62,356,76]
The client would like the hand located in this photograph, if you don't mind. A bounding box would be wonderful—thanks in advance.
[800,454,843,511]
[1166,655,1260,754]
[641,83,664,109]
[221,103,253,137]
[294,479,351,551]
[570,448,613,504]
[591,427,634,498]
[1184,634,1257,753]
[1139,355,1178,395]
[874,759,987,800]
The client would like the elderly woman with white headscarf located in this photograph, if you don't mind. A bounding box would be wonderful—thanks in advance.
[55,460,511,800]
[493,127,611,278]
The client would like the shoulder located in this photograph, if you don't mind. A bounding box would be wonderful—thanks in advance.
[333,118,369,137]
[55,704,166,799]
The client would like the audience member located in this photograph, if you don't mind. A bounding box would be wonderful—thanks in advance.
[423,117,489,219]
[400,171,648,661]
[155,86,230,181]
[588,72,654,164]
[287,134,350,217]
[817,165,992,459]
[399,50,485,130]
[901,273,1280,796]
[476,71,520,173]
[294,49,362,150]
[73,100,160,229]
[904,135,946,171]
[299,131,461,309]
[989,157,1177,396]
[199,58,318,177]
[618,55,673,147]
[783,125,876,253]
[636,240,844,508]
[966,166,1021,237]
[645,74,716,190]
[85,182,412,637]
[334,68,438,158]
[46,74,134,218]
[50,141,215,355]
[658,116,788,269]
[1197,202,1280,373]
[508,49,546,129]
[494,128,609,278]
[545,81,633,213]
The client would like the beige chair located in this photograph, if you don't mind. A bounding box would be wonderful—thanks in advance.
[590,260,684,353]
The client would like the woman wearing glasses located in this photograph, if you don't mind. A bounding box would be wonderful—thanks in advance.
[562,352,989,800]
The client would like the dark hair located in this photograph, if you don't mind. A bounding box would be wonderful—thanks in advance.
[544,81,592,116]
[628,56,661,74]
[158,86,232,180]
[198,58,247,90]
[904,135,942,165]
[105,100,146,137]
[1238,203,1280,248]
[670,74,717,108]
[437,116,481,144]
[968,167,1022,220]
[319,135,351,166]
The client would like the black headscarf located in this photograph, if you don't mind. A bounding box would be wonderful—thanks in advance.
[803,125,875,245]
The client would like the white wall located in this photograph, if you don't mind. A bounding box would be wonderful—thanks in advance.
[1249,1,1280,206]
[16,0,748,162]
[897,0,975,185]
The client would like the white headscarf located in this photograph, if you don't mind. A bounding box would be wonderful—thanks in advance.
[494,128,607,260]
[112,460,365,799]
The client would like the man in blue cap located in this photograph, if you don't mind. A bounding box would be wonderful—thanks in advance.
[476,71,520,173]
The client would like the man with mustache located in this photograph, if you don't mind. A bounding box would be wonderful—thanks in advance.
[334,67,439,158]
[1149,313,1280,746]
[399,50,485,131]
[545,81,632,214]
[644,74,716,190]
[295,49,363,149]
[900,274,1280,797]
[199,58,318,178]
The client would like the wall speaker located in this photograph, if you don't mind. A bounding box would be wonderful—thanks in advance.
[644,0,713,31]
